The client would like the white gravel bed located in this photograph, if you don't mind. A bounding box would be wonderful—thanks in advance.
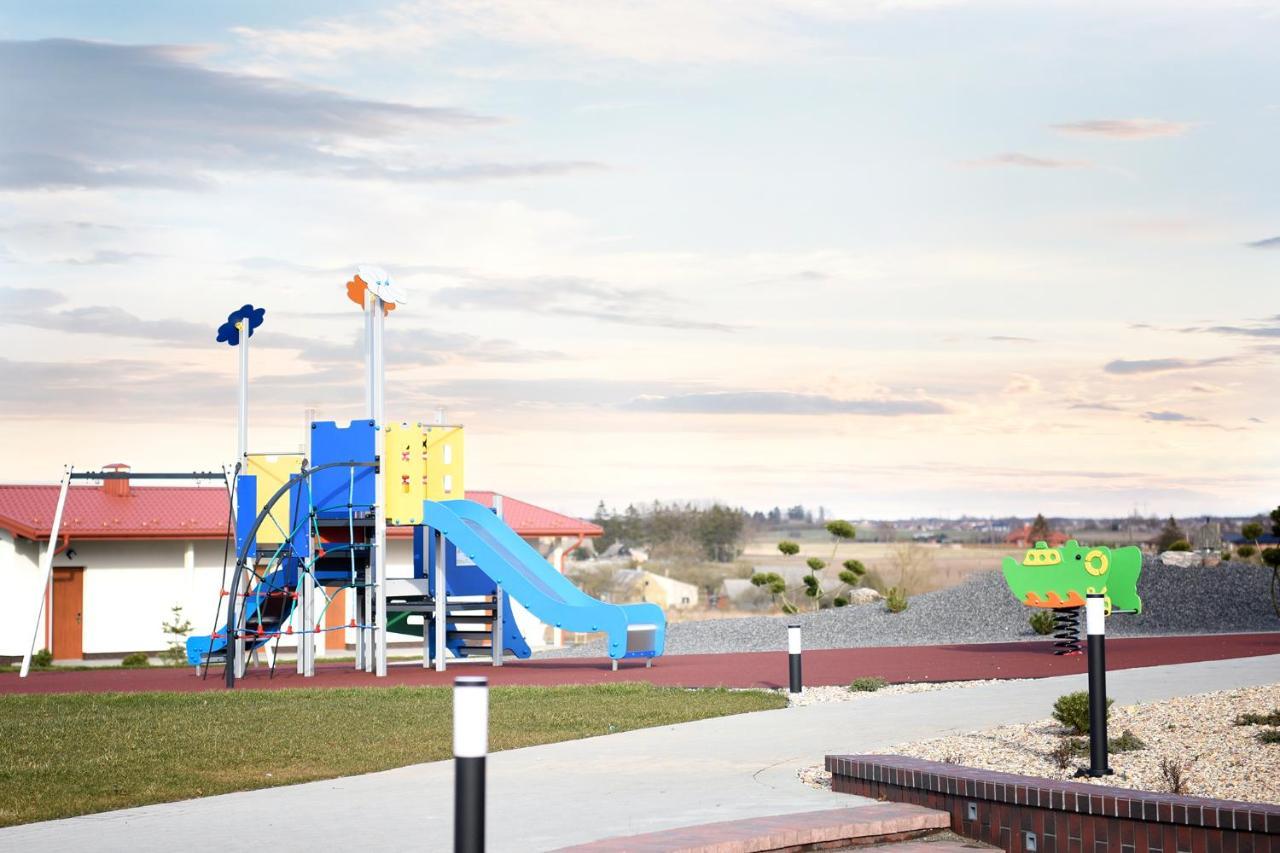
[785,679,1028,707]
[539,559,1278,658]
[800,683,1280,805]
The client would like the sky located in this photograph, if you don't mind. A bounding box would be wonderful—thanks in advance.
[0,0,1276,520]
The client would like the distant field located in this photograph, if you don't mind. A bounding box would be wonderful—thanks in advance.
[743,539,1025,594]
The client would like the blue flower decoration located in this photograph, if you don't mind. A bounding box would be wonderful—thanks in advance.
[215,304,266,346]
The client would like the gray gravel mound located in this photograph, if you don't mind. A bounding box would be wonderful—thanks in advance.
[538,558,1278,658]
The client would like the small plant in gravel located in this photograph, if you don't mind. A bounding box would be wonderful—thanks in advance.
[793,520,859,611]
[849,677,887,692]
[1062,729,1146,757]
[121,652,151,668]
[1048,739,1074,770]
[1257,729,1280,745]
[1052,690,1113,735]
[1159,756,1194,795]
[1234,709,1280,726]
[1262,548,1280,569]
[1168,539,1191,552]
[1236,544,1257,559]
[885,586,909,613]
[1029,610,1055,635]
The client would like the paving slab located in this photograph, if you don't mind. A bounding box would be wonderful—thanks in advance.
[1,653,1275,852]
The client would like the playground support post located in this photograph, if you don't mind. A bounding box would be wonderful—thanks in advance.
[434,529,448,672]
[1083,593,1111,778]
[372,294,387,677]
[787,624,802,694]
[453,676,488,853]
[20,466,72,677]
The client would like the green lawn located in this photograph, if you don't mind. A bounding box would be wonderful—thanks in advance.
[0,684,784,827]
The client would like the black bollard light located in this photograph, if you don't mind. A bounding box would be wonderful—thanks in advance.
[454,676,488,852]
[1083,593,1112,778]
[788,624,802,694]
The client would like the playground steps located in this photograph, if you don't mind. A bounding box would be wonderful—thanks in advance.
[552,803,954,852]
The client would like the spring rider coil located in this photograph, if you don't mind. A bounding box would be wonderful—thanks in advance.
[1051,606,1082,655]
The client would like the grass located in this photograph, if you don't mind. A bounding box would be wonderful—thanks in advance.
[849,676,888,692]
[0,683,784,827]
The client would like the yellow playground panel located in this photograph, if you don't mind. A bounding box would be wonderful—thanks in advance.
[245,454,306,544]
[426,425,464,502]
[383,422,466,525]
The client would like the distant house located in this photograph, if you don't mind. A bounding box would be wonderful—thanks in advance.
[608,569,698,610]
[1004,525,1068,547]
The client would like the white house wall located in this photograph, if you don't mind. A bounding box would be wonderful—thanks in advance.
[1,532,570,659]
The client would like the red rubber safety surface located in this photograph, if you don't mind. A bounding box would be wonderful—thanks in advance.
[2,632,1276,695]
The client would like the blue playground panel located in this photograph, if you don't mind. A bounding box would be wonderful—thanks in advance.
[310,420,377,519]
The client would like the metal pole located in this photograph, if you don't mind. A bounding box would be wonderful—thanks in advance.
[787,624,802,694]
[372,295,387,677]
[1084,593,1111,777]
[435,530,448,672]
[21,467,72,677]
[454,676,488,853]
[362,288,375,673]
[237,320,249,462]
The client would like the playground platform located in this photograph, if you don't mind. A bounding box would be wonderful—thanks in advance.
[3,631,1276,694]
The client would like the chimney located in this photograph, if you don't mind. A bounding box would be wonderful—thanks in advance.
[102,463,131,498]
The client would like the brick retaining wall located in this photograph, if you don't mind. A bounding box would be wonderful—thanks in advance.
[827,754,1279,852]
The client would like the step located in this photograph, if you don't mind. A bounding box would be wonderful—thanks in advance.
[551,803,951,852]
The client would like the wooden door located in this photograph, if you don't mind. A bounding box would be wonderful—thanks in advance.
[325,588,347,651]
[52,568,84,660]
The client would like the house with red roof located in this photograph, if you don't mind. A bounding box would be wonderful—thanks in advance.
[0,466,601,663]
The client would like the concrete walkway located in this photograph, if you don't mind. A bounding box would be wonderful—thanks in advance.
[3,654,1276,853]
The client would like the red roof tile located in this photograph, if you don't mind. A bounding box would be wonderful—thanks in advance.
[0,485,601,541]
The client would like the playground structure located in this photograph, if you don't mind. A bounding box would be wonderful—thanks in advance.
[1001,539,1142,654]
[19,268,665,684]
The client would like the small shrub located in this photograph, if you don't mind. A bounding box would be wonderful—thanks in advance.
[31,648,54,668]
[1262,548,1280,569]
[1168,539,1191,552]
[1237,544,1257,558]
[885,587,909,613]
[121,652,151,668]
[1220,549,1232,561]
[1159,756,1193,794]
[1052,690,1113,735]
[833,596,849,607]
[1110,729,1147,753]
[777,540,800,557]
[1234,709,1280,726]
[1029,610,1055,635]
[849,676,887,692]
[1257,729,1280,745]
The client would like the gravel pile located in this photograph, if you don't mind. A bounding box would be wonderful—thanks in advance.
[845,683,1280,805]
[539,558,1278,658]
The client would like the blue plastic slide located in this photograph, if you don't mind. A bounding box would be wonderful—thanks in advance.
[186,566,295,666]
[421,499,666,662]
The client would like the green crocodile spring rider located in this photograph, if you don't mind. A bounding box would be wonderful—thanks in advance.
[1002,540,1143,654]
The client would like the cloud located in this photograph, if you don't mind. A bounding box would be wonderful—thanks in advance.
[962,152,1090,169]
[233,0,944,67]
[1182,322,1280,339]
[1003,373,1041,395]
[1245,236,1280,249]
[1051,119,1193,139]
[1103,356,1235,375]
[434,274,739,332]
[1144,410,1199,422]
[987,335,1037,343]
[1069,402,1126,412]
[623,391,948,416]
[0,39,596,191]
[64,249,158,265]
